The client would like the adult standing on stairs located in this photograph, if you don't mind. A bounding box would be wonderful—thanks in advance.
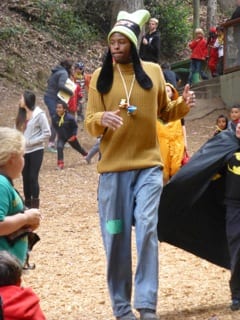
[16,90,50,209]
[139,17,161,63]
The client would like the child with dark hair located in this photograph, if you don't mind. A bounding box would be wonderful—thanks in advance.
[214,114,228,135]
[228,104,240,132]
[206,27,218,77]
[52,100,88,169]
[214,26,224,76]
[16,90,50,209]
[0,250,46,319]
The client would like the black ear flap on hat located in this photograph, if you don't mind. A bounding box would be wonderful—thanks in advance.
[97,45,153,94]
[131,43,152,90]
[97,50,113,94]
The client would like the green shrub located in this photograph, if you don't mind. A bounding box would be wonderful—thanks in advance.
[33,0,99,45]
[0,18,27,42]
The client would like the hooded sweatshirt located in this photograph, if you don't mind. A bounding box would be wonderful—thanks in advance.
[44,65,73,99]
[0,285,46,320]
[139,30,161,63]
[189,36,208,60]
[24,106,50,154]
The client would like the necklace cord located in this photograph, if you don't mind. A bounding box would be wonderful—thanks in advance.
[117,64,135,106]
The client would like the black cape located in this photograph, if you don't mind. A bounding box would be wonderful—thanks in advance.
[158,130,240,269]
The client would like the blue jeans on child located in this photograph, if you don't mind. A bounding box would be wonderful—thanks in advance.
[188,58,208,84]
[98,166,163,318]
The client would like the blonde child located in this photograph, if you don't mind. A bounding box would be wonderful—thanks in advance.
[188,28,208,85]
[0,127,42,265]
[156,83,188,184]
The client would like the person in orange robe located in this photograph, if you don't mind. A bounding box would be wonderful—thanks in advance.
[156,83,188,184]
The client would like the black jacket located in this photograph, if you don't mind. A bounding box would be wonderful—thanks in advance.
[139,30,160,63]
[45,65,73,99]
[52,112,78,141]
[158,130,240,269]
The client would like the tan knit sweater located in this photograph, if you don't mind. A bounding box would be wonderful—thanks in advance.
[85,61,190,173]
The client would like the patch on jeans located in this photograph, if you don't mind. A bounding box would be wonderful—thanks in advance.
[106,219,123,234]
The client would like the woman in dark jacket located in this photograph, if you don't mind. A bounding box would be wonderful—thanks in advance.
[44,59,73,151]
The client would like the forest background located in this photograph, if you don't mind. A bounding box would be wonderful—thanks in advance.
[0,0,236,92]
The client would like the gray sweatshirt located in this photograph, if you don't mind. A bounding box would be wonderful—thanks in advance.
[24,106,51,154]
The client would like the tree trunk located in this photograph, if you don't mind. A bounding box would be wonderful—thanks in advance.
[111,0,144,27]
[207,0,217,31]
[193,0,200,35]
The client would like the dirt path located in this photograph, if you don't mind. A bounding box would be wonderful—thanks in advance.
[1,91,238,320]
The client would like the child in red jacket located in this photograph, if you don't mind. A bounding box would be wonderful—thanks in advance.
[0,250,46,320]
[73,62,92,122]
[68,74,83,119]
[188,28,208,85]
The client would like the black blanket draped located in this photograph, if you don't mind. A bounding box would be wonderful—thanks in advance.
[158,130,240,269]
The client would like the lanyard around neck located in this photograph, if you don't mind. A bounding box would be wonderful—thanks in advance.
[117,64,135,106]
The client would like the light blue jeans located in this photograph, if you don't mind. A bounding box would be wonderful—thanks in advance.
[98,167,163,318]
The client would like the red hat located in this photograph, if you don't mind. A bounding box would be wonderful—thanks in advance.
[209,27,217,33]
